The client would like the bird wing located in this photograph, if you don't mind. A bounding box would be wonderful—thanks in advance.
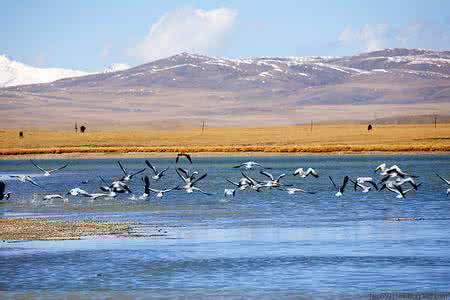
[177,168,189,178]
[193,187,215,195]
[159,167,170,176]
[144,176,150,194]
[233,164,243,168]
[293,168,300,176]
[306,168,318,177]
[380,176,391,183]
[99,176,110,185]
[191,173,207,185]
[291,187,314,194]
[90,194,109,200]
[260,171,274,180]
[393,184,405,197]
[436,173,450,185]
[78,190,92,197]
[30,160,47,173]
[162,186,179,193]
[184,154,193,164]
[0,181,5,195]
[149,188,161,193]
[241,172,257,185]
[329,176,338,190]
[28,178,42,188]
[176,168,188,182]
[122,185,132,193]
[375,163,385,172]
[177,153,192,164]
[226,179,239,187]
[349,179,358,191]
[117,161,128,175]
[131,168,146,177]
[145,160,158,175]
[48,163,69,173]
[385,169,403,177]
[366,180,378,191]
[341,176,349,192]
[277,173,286,181]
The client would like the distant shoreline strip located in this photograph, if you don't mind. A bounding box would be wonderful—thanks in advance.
[1,144,449,156]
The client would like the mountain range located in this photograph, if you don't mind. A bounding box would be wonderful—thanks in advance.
[1,48,449,129]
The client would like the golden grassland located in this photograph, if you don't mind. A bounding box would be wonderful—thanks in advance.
[0,124,449,156]
[0,218,135,240]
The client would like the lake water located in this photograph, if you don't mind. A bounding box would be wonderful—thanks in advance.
[1,155,450,299]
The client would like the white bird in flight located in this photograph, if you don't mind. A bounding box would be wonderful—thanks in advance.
[117,161,146,182]
[10,175,41,188]
[436,174,450,195]
[149,186,179,199]
[284,187,315,195]
[30,160,69,177]
[293,167,319,178]
[224,188,236,197]
[329,176,349,197]
[0,181,11,201]
[145,160,169,181]
[233,161,270,170]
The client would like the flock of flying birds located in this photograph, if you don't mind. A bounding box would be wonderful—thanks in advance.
[0,153,449,202]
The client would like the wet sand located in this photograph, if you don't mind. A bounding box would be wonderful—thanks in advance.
[0,218,137,241]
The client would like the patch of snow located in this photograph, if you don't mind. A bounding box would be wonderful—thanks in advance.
[204,60,240,70]
[103,63,130,73]
[314,63,350,74]
[152,63,199,73]
[0,55,90,87]
[259,71,273,78]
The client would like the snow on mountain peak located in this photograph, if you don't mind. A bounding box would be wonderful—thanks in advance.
[103,63,131,73]
[0,55,90,87]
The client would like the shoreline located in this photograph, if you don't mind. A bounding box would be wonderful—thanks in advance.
[0,149,449,160]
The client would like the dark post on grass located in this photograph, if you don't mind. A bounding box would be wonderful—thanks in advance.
[19,131,24,138]
[80,125,86,133]
[368,124,373,131]
[75,122,78,133]
[201,120,206,134]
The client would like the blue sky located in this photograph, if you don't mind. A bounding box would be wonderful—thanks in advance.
[2,0,449,71]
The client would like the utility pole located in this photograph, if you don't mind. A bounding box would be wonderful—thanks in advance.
[433,113,437,128]
[75,121,78,133]
[310,120,313,132]
[201,120,206,134]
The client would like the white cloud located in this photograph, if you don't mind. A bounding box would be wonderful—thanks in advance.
[339,24,390,51]
[339,22,450,52]
[130,7,238,62]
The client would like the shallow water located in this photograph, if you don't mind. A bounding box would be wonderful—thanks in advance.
[1,155,450,298]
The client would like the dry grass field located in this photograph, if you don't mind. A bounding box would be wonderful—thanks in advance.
[0,124,449,156]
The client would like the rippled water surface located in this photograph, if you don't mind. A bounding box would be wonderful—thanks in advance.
[1,155,450,299]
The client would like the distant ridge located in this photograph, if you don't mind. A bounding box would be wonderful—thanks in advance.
[1,48,449,128]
